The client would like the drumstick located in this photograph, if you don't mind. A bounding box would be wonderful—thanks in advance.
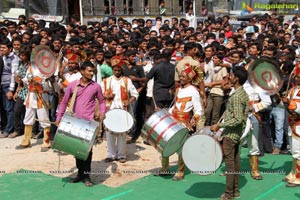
[34,118,56,125]
[217,112,225,125]
[152,96,158,111]
[285,66,296,96]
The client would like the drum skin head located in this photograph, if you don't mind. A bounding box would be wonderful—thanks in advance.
[103,109,134,133]
[31,45,57,78]
[248,58,283,95]
[162,128,188,157]
[182,134,223,175]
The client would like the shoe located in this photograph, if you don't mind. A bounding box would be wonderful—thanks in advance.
[143,140,151,145]
[0,133,8,138]
[70,176,84,183]
[251,171,263,180]
[41,147,50,152]
[15,144,31,149]
[219,172,226,176]
[33,132,43,139]
[126,138,136,144]
[251,174,263,180]
[280,149,291,155]
[172,175,184,181]
[118,158,126,163]
[234,191,240,198]
[8,132,20,138]
[282,177,289,182]
[220,193,234,200]
[153,170,171,177]
[286,182,300,187]
[104,158,114,163]
[83,177,94,187]
[272,147,280,155]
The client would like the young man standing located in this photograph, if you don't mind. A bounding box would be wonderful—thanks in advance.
[211,67,249,200]
[282,69,300,187]
[56,61,106,187]
[0,38,19,138]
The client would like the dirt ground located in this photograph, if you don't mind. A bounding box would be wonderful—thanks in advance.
[0,135,178,187]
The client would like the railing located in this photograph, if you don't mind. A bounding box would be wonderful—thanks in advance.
[82,6,189,16]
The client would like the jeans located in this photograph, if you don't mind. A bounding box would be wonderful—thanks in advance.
[1,84,15,133]
[223,137,240,197]
[14,97,25,135]
[49,92,58,139]
[270,106,285,148]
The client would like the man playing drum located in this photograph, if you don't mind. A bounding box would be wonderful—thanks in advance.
[174,42,206,130]
[242,63,273,180]
[16,60,52,152]
[157,65,202,181]
[101,56,139,163]
[55,61,106,187]
[282,68,300,187]
[211,67,249,200]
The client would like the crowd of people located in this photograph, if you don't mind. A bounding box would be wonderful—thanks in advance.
[1,12,300,198]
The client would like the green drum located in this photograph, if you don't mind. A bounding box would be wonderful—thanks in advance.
[141,109,189,157]
[52,113,99,161]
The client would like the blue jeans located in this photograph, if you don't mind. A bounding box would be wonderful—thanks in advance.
[270,106,285,148]
[49,92,58,139]
[1,84,15,133]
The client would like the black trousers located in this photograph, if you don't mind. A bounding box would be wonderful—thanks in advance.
[76,151,92,178]
[14,97,25,135]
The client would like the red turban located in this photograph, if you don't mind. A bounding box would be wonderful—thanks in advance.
[111,56,124,68]
[182,64,196,80]
[66,53,80,63]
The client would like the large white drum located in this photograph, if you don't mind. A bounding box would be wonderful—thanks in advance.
[182,128,223,175]
[103,109,134,134]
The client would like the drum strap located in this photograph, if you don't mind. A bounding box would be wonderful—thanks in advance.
[26,64,50,109]
[67,83,79,113]
[121,77,130,105]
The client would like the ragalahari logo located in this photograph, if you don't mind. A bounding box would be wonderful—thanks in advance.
[241,1,299,14]
[242,2,254,12]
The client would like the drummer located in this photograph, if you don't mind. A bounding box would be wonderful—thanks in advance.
[16,56,52,152]
[101,56,139,163]
[55,61,106,187]
[156,65,202,181]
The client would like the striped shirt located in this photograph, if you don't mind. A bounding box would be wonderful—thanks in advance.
[219,86,249,143]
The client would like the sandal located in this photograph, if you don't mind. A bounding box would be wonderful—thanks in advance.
[83,177,94,187]
[70,176,84,183]
[251,171,263,180]
[251,175,263,180]
[118,158,126,163]
[104,157,114,163]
